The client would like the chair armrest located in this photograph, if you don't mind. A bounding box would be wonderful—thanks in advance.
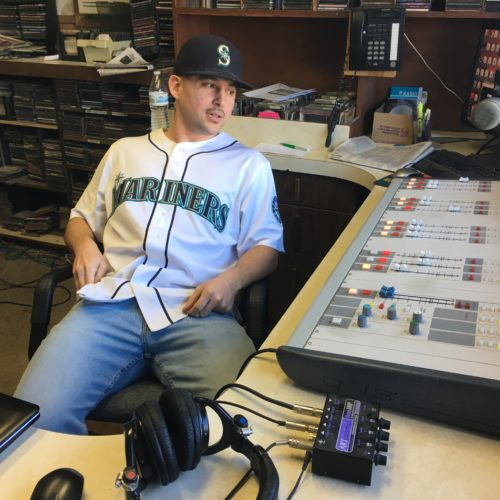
[239,278,269,348]
[29,264,73,359]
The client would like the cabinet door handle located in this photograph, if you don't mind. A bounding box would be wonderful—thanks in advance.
[291,267,298,293]
[292,213,301,249]
[294,177,301,202]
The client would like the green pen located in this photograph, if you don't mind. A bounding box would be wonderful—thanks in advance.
[280,142,308,151]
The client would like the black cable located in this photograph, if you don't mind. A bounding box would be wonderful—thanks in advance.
[0,241,71,270]
[214,383,294,411]
[0,277,39,290]
[286,450,313,500]
[475,135,500,155]
[224,441,288,499]
[237,347,277,378]
[216,400,286,427]
[0,284,72,308]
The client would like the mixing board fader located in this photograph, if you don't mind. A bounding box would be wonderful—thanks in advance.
[278,178,500,436]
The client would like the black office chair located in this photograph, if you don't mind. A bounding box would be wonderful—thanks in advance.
[29,264,269,424]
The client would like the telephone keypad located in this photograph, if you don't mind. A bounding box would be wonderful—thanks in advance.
[365,23,388,67]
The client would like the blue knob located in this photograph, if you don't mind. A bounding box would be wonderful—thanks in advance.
[362,304,373,317]
[358,314,368,328]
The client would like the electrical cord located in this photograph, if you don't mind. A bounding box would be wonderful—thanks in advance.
[0,240,71,269]
[0,241,74,307]
[214,383,294,411]
[475,135,500,155]
[217,400,286,426]
[404,33,464,105]
[0,284,72,308]
[0,277,39,290]
[236,347,277,378]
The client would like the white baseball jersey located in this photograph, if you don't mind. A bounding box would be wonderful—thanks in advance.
[71,128,284,332]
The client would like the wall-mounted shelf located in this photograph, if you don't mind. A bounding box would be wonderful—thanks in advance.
[172,5,497,133]
[0,119,58,130]
[174,7,500,20]
[0,59,156,84]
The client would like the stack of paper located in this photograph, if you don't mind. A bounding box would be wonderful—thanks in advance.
[328,136,433,172]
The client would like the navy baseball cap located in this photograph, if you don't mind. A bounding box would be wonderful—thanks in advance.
[173,34,253,90]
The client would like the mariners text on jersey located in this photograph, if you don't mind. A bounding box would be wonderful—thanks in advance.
[112,173,230,232]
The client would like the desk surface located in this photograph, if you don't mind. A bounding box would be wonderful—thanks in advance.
[1,183,500,499]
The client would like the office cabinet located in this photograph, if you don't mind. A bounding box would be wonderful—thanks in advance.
[269,171,369,326]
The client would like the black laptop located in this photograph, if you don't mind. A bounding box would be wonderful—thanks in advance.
[0,393,40,453]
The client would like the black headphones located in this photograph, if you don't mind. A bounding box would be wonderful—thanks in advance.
[116,386,279,500]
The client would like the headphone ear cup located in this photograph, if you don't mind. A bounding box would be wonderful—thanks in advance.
[158,387,206,471]
[135,401,180,485]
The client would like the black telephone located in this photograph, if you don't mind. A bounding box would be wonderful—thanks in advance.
[349,7,405,71]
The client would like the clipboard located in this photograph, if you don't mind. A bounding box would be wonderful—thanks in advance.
[0,393,40,453]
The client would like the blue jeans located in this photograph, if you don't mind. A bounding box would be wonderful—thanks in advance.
[14,298,254,435]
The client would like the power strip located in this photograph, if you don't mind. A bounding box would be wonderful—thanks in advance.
[312,394,390,485]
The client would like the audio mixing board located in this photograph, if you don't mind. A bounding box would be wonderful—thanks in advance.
[278,178,500,436]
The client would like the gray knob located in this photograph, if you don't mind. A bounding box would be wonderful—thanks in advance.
[412,311,423,324]
[387,304,397,320]
[409,320,420,335]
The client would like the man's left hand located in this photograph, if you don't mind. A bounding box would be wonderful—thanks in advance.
[182,274,238,318]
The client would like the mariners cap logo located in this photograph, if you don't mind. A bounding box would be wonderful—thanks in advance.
[217,44,230,68]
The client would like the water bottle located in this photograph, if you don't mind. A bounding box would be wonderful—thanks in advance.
[149,70,169,131]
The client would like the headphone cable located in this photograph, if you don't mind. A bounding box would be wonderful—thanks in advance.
[286,450,313,500]
[224,440,289,500]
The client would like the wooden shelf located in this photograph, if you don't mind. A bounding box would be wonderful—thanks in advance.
[0,59,158,84]
[0,119,58,130]
[175,7,348,18]
[174,7,500,19]
[172,7,500,132]
[0,175,67,193]
[0,226,65,248]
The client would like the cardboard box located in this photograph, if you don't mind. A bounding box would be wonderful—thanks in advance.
[372,112,414,145]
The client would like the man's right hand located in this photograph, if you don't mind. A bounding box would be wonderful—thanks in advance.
[65,216,111,290]
[72,240,110,290]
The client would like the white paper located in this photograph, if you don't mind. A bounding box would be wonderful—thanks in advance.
[243,83,316,102]
[95,47,153,76]
[328,136,433,172]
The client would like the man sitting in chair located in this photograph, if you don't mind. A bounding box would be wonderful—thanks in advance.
[15,35,284,435]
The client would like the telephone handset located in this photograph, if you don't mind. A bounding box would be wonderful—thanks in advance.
[349,7,405,71]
